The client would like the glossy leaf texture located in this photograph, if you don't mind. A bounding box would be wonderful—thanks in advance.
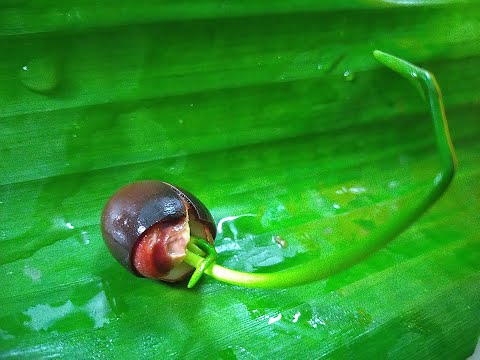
[0,1,479,358]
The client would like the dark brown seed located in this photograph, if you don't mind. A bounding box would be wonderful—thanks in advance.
[101,181,216,281]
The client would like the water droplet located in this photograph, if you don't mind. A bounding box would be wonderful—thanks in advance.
[216,214,256,238]
[23,301,75,331]
[215,241,241,253]
[20,56,60,94]
[434,172,443,185]
[267,313,282,325]
[343,70,355,82]
[23,266,42,283]
[336,186,366,195]
[308,313,326,329]
[261,201,288,227]
[65,222,74,230]
[292,311,301,323]
[85,292,112,328]
[317,64,323,70]
[81,231,90,245]
[349,186,366,194]
[333,203,340,209]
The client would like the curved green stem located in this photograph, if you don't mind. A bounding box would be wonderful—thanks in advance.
[184,50,457,288]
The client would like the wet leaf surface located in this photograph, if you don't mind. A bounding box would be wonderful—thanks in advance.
[1,1,479,358]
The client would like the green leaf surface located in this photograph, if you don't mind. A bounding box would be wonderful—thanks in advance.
[1,1,479,358]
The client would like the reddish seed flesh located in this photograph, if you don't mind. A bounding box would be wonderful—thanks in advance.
[133,218,190,279]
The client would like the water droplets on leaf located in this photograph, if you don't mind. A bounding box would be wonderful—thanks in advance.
[292,312,301,323]
[343,70,355,82]
[216,213,256,240]
[260,200,289,227]
[308,313,326,329]
[80,230,90,245]
[85,291,112,329]
[20,56,61,94]
[23,266,42,283]
[22,290,112,332]
[23,301,75,331]
[267,313,282,325]
[336,186,367,195]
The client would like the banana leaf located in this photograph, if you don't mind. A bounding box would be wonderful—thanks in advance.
[0,1,479,358]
